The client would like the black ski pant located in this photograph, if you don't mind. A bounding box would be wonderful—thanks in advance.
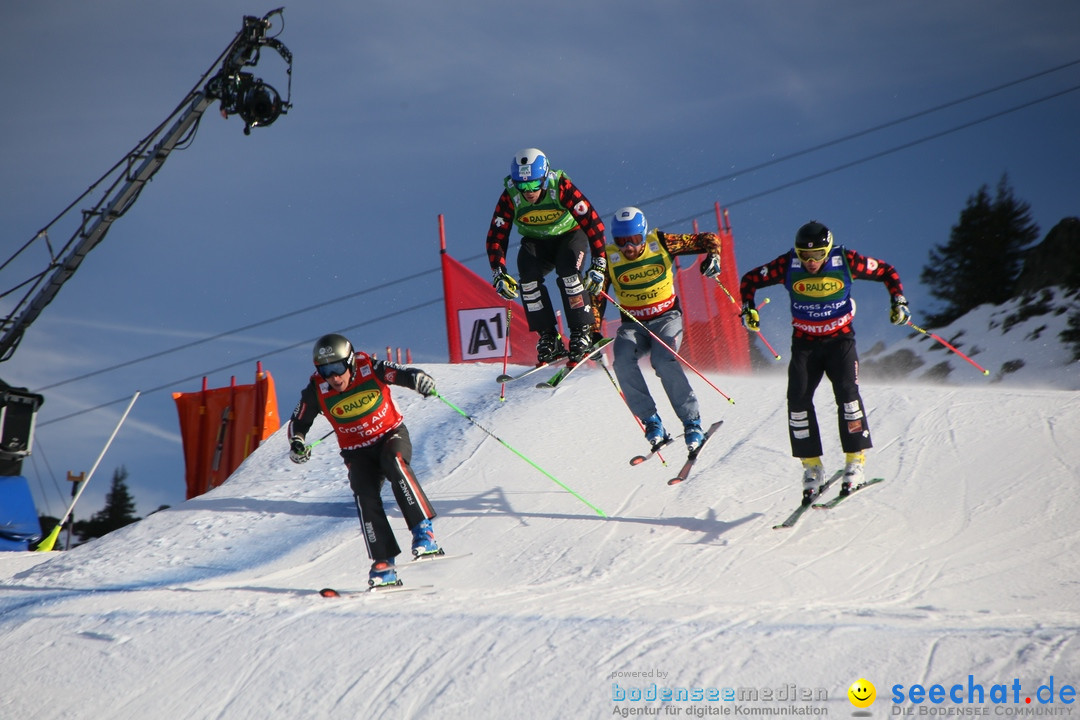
[516,228,594,334]
[786,334,872,458]
[342,424,435,563]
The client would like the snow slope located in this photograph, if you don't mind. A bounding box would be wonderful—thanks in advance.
[2,356,1078,718]
[861,286,1080,390]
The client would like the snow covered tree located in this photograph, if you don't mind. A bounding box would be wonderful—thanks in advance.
[920,175,1039,328]
[73,466,141,543]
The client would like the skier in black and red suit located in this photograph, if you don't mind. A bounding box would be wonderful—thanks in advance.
[739,221,910,505]
[287,333,442,588]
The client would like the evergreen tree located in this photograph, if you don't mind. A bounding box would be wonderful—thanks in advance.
[1062,304,1080,362]
[920,174,1039,328]
[73,466,141,543]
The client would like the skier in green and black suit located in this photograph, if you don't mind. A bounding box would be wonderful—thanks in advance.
[486,148,608,366]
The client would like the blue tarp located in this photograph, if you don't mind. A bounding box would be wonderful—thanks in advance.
[0,476,41,551]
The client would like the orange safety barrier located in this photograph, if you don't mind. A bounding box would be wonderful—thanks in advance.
[172,362,279,499]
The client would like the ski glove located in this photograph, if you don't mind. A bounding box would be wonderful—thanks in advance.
[289,436,311,464]
[582,255,607,295]
[492,268,519,300]
[740,304,761,332]
[413,370,436,397]
[699,253,721,279]
[890,295,911,325]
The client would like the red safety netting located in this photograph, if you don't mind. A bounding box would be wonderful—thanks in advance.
[666,206,751,372]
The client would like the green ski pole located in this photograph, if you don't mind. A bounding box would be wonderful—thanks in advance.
[435,392,607,518]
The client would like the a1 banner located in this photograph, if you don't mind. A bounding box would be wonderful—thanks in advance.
[441,248,531,365]
[458,306,510,361]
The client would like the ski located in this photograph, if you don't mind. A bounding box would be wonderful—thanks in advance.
[812,477,885,509]
[772,470,844,529]
[536,337,613,389]
[410,551,472,564]
[629,435,677,466]
[317,583,433,598]
[666,421,724,485]
[495,362,556,384]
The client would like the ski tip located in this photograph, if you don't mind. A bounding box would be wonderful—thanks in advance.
[318,588,340,598]
[666,477,683,486]
[629,456,647,466]
[495,375,513,383]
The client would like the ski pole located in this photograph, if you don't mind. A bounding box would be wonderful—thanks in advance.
[905,319,991,376]
[714,279,781,360]
[36,391,140,552]
[433,391,607,518]
[597,353,668,466]
[306,430,335,450]
[599,290,735,405]
[500,304,513,402]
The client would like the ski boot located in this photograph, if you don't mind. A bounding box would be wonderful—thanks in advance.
[841,451,865,496]
[642,413,670,451]
[410,518,443,559]
[566,325,594,365]
[368,558,399,588]
[684,419,705,455]
[801,457,826,506]
[536,330,568,365]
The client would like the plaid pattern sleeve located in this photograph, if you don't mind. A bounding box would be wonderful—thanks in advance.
[485,190,516,270]
[845,249,905,298]
[739,253,789,307]
[557,175,606,257]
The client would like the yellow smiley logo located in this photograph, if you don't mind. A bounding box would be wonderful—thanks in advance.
[848,679,876,708]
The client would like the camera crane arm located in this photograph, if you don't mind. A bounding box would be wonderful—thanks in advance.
[0,9,293,364]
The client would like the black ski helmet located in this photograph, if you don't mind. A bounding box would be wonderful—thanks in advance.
[794,221,833,253]
[312,333,356,372]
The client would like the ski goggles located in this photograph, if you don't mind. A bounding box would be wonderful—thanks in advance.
[614,234,645,248]
[795,247,829,263]
[514,179,544,192]
[316,360,350,379]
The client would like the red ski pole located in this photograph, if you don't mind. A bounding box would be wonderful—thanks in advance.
[600,290,735,405]
[596,353,669,466]
[714,279,782,360]
[905,319,991,376]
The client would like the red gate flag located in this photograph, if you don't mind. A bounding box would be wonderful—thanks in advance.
[439,216,532,365]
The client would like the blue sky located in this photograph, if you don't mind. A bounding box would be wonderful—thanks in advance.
[2,1,1078,520]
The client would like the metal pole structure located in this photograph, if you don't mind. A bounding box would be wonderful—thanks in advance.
[36,392,140,551]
